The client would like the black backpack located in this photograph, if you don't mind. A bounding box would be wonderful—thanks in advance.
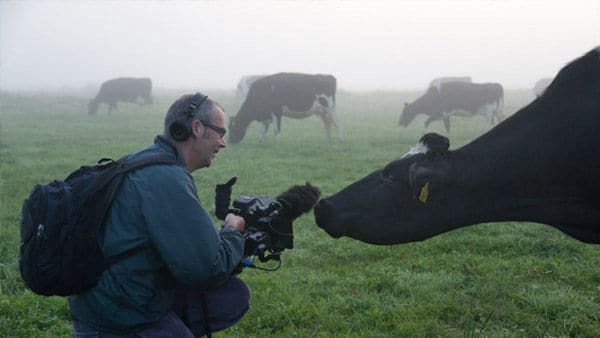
[19,154,178,296]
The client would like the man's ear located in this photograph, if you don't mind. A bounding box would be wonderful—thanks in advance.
[408,161,451,204]
[191,119,203,138]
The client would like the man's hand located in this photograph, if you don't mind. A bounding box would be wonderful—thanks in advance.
[223,213,245,233]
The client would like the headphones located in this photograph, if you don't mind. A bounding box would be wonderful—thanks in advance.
[169,91,208,141]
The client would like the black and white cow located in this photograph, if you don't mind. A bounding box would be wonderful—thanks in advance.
[228,73,341,144]
[400,81,504,132]
[236,74,265,103]
[88,77,153,115]
[315,47,600,245]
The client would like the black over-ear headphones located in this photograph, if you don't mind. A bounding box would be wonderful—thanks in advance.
[169,92,208,141]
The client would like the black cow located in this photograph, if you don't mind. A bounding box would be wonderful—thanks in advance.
[228,73,341,144]
[88,77,153,115]
[400,82,504,132]
[314,47,600,245]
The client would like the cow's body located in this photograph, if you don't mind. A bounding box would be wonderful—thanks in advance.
[400,82,504,132]
[315,47,600,245]
[88,77,153,115]
[236,75,265,103]
[229,72,341,143]
[429,76,471,92]
[533,77,553,97]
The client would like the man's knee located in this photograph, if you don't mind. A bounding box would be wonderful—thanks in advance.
[173,277,251,336]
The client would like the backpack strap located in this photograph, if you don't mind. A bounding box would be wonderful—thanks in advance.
[98,153,180,267]
[117,153,180,173]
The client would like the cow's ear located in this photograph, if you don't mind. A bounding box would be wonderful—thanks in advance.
[408,161,450,204]
[419,133,449,155]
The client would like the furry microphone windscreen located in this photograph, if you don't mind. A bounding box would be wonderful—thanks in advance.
[276,183,321,220]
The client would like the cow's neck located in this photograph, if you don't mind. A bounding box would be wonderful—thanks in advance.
[447,97,599,231]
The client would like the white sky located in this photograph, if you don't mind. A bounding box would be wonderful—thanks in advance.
[1,0,599,91]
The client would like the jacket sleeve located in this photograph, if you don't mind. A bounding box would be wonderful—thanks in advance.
[135,165,244,289]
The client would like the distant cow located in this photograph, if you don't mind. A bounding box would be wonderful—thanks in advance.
[88,77,153,115]
[315,46,600,245]
[229,72,341,144]
[429,76,471,92]
[400,81,504,132]
[236,75,265,103]
[533,77,553,97]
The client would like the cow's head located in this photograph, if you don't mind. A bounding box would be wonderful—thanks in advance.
[228,116,246,144]
[399,87,440,127]
[314,133,456,244]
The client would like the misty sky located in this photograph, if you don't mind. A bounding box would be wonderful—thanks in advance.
[1,0,599,91]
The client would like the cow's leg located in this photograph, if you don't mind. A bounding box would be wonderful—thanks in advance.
[272,113,282,143]
[423,116,437,133]
[328,106,343,141]
[259,121,270,144]
[495,98,505,123]
[319,114,333,143]
[481,104,496,129]
[443,116,450,133]
[108,103,117,115]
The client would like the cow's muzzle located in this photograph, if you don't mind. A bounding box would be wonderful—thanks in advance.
[314,199,344,238]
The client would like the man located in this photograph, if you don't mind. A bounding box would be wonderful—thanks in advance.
[70,92,250,337]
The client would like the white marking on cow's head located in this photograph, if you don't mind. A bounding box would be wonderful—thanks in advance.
[401,141,429,158]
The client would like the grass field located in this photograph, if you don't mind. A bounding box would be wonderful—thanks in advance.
[1,89,599,337]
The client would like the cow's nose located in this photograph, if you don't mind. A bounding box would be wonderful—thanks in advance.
[314,199,344,238]
[314,199,333,229]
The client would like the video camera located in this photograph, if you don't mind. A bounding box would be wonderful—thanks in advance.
[215,177,320,270]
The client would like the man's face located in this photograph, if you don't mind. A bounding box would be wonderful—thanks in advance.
[192,107,227,169]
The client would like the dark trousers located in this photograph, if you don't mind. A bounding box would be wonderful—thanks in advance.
[72,277,251,338]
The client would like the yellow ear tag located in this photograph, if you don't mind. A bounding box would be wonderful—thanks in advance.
[418,182,429,203]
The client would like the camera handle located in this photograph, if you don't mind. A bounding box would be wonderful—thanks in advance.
[215,177,237,220]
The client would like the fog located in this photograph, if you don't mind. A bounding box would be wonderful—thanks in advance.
[1,0,599,92]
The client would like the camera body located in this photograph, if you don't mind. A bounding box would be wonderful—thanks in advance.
[215,177,320,270]
[230,195,294,263]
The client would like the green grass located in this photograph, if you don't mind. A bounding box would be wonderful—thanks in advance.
[1,89,598,337]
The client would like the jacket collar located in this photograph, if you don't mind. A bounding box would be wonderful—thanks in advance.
[154,135,187,167]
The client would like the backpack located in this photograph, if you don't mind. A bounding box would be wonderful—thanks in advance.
[19,153,178,296]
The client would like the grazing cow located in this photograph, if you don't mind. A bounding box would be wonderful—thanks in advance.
[399,81,504,133]
[229,72,341,144]
[314,47,600,245]
[88,77,153,115]
[533,77,553,97]
[236,74,265,103]
[429,76,471,92]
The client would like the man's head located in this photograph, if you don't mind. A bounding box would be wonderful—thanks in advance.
[164,92,227,171]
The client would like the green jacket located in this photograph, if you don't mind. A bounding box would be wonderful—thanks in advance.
[69,135,244,334]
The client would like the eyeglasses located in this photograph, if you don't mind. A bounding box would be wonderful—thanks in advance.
[200,120,227,138]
